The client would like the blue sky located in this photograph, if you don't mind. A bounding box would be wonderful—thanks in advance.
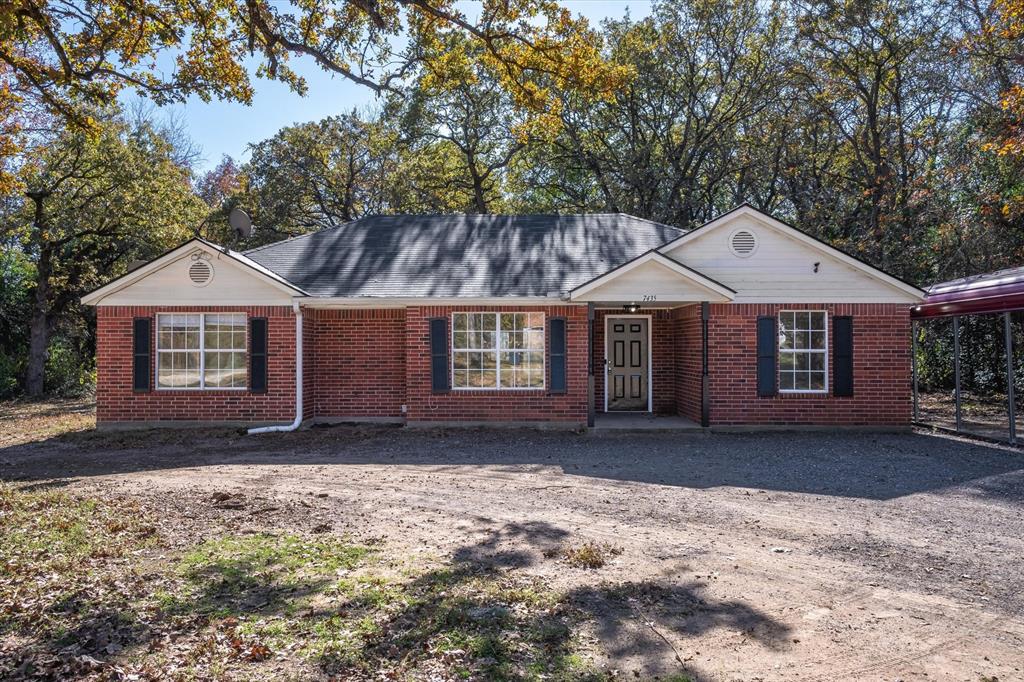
[136,1,652,173]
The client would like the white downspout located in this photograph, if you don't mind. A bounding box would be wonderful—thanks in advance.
[248,300,303,434]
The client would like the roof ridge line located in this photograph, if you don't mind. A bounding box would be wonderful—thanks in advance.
[616,212,687,235]
[243,217,363,255]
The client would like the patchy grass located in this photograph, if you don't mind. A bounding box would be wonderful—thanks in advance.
[160,535,600,679]
[0,484,158,640]
[0,398,95,446]
[558,541,623,570]
[0,485,606,681]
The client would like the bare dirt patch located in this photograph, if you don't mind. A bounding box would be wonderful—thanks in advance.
[1,405,1023,680]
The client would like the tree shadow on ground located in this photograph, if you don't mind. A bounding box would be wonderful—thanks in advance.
[2,518,790,681]
[3,425,1023,501]
[304,520,791,680]
[452,519,570,568]
[0,399,96,420]
[8,478,79,492]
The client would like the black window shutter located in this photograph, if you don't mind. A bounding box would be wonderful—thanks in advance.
[429,318,449,393]
[250,317,268,394]
[833,316,854,397]
[549,317,567,394]
[756,316,777,397]
[132,317,151,392]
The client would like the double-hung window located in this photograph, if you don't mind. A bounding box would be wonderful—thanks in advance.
[156,313,247,389]
[452,312,545,389]
[778,311,827,392]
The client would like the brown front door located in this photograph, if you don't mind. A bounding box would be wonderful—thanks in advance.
[606,318,649,411]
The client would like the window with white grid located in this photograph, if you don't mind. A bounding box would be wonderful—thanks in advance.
[778,311,827,393]
[156,313,247,389]
[452,312,545,389]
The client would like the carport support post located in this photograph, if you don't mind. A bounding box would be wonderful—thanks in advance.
[1005,312,1016,445]
[954,315,962,433]
[911,320,919,423]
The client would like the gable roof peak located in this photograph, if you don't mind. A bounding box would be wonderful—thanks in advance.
[81,236,308,305]
[658,204,925,299]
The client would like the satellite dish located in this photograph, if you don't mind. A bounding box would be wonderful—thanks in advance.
[228,207,252,239]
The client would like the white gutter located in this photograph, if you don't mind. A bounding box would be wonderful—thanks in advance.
[299,295,566,308]
[248,301,303,434]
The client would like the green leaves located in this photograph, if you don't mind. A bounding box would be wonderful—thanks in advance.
[0,0,626,183]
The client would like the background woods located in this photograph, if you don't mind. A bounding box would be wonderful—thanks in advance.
[1,0,1023,397]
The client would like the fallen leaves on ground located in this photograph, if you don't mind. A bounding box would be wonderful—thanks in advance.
[0,484,604,681]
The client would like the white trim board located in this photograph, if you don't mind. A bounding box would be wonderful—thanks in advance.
[300,296,568,308]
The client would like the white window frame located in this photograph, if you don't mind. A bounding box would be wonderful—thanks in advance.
[155,312,248,391]
[451,312,546,391]
[778,310,828,394]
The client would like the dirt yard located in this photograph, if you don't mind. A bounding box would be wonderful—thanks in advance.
[1,400,1023,681]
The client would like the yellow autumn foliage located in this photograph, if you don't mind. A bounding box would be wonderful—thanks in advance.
[0,0,629,170]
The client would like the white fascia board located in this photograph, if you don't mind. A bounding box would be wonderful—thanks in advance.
[299,296,572,308]
[199,239,308,296]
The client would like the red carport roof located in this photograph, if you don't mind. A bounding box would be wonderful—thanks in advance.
[913,266,1024,318]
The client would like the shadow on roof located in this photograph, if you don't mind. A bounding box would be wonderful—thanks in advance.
[245,214,684,298]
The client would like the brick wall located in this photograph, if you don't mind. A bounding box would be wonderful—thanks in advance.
[306,308,406,418]
[404,305,589,423]
[96,302,912,427]
[96,306,296,423]
[707,303,912,425]
[674,305,703,422]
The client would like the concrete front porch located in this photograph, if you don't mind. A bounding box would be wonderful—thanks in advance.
[591,412,703,432]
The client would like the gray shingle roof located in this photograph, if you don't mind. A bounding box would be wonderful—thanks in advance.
[244,214,685,298]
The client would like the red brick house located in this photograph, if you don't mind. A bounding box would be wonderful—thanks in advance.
[82,205,924,430]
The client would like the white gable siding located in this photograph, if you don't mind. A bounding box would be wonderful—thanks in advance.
[95,248,295,306]
[662,214,920,303]
[572,259,730,302]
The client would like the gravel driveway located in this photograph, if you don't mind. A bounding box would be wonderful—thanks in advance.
[3,425,1023,680]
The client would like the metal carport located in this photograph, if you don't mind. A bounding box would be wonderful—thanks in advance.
[912,266,1024,444]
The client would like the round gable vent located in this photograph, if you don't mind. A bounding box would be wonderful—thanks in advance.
[729,229,758,257]
[188,258,213,287]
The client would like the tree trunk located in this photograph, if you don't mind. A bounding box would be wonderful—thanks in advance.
[25,244,53,397]
[25,188,53,398]
[26,306,49,398]
[465,151,489,214]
